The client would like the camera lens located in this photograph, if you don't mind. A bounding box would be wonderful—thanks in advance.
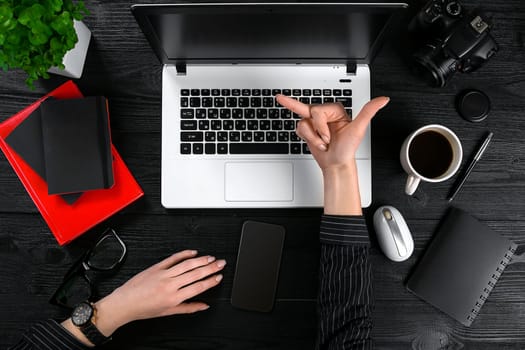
[412,44,459,87]
[445,1,462,17]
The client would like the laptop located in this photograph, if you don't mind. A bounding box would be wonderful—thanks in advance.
[131,2,408,208]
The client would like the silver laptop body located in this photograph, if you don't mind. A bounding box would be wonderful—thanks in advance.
[131,3,408,208]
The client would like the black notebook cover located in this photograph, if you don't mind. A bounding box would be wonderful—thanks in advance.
[40,96,113,195]
[5,104,81,204]
[407,207,516,327]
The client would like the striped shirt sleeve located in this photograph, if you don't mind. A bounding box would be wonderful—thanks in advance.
[318,215,373,350]
[9,320,90,350]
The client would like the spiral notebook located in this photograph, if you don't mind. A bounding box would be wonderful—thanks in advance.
[407,207,517,327]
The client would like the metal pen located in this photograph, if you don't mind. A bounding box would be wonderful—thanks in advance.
[447,132,493,202]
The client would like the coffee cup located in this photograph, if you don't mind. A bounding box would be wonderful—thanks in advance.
[400,124,462,195]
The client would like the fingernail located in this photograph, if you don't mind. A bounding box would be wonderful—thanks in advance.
[190,250,198,255]
[201,304,210,310]
[216,274,223,282]
[318,143,327,151]
[217,259,227,268]
[208,256,216,263]
[321,134,330,144]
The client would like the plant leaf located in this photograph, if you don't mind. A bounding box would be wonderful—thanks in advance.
[50,11,72,35]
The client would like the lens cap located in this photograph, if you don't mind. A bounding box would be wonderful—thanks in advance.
[456,89,490,122]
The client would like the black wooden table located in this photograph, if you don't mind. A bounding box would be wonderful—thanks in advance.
[2,1,525,349]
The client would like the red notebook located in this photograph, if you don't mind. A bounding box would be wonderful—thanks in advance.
[0,81,144,245]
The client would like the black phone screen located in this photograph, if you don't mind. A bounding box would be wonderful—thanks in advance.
[231,221,285,312]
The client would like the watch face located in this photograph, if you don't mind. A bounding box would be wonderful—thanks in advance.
[71,302,93,326]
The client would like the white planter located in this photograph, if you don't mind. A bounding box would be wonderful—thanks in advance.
[48,20,91,79]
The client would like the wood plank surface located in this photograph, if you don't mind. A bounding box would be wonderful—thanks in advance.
[1,0,525,349]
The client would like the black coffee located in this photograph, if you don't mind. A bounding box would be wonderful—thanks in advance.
[409,130,453,178]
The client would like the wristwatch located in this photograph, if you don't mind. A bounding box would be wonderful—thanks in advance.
[71,301,110,346]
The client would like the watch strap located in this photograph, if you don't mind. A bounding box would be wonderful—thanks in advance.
[81,321,110,346]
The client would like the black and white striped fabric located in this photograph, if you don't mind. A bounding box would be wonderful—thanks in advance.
[9,320,89,350]
[9,215,373,349]
[318,215,373,349]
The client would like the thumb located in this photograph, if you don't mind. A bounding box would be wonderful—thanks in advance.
[352,96,390,134]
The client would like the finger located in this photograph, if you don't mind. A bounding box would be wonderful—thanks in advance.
[166,255,218,277]
[352,96,390,136]
[296,119,327,152]
[175,259,227,288]
[309,103,348,144]
[275,94,311,118]
[176,274,224,302]
[164,302,210,315]
[153,250,198,270]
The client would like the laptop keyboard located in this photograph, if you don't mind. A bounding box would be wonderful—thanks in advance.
[179,88,352,155]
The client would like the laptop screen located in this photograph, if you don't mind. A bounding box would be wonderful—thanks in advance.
[132,3,407,64]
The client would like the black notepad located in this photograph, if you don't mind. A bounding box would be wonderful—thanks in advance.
[5,104,81,204]
[407,207,516,327]
[40,96,113,195]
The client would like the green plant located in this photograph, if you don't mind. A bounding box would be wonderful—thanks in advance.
[0,0,89,88]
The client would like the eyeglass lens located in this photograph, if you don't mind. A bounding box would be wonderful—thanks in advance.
[86,230,126,270]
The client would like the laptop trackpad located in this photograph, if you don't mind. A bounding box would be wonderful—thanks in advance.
[225,162,293,202]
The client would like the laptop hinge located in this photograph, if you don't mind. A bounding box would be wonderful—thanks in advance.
[346,62,357,75]
[176,62,187,75]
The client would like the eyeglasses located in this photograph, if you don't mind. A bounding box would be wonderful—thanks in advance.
[50,229,127,309]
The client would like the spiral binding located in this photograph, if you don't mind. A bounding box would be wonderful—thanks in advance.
[466,244,517,324]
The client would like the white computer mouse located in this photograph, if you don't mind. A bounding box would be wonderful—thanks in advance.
[373,205,414,262]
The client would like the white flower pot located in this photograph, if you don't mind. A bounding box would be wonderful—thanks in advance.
[48,20,91,79]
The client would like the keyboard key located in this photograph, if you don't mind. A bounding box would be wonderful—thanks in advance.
[254,131,265,141]
[323,89,332,96]
[323,97,334,103]
[262,89,271,96]
[284,120,296,130]
[190,98,200,107]
[230,143,288,154]
[302,89,311,96]
[232,89,241,96]
[263,97,274,107]
[235,120,246,130]
[272,89,282,95]
[247,120,258,130]
[211,89,220,96]
[232,109,243,119]
[311,97,322,104]
[260,120,271,130]
[291,132,301,141]
[299,97,310,104]
[181,109,194,119]
[181,132,203,142]
[181,120,197,130]
[278,131,289,142]
[226,97,237,107]
[201,89,210,96]
[190,89,200,96]
[343,89,352,96]
[250,97,262,108]
[208,109,219,119]
[220,109,231,119]
[181,143,191,154]
[223,120,234,130]
[283,89,291,96]
[303,143,311,154]
[202,97,213,107]
[245,109,255,119]
[242,131,253,142]
[333,89,342,96]
[180,97,189,107]
[198,120,209,130]
[292,89,301,96]
[280,109,291,119]
[211,120,222,130]
[313,89,322,96]
[345,109,352,118]
[291,143,302,154]
[218,132,228,141]
[181,89,190,96]
[229,131,240,141]
[272,120,283,130]
[242,89,251,96]
[239,97,250,107]
[205,131,216,141]
[221,89,231,96]
[196,109,207,119]
[257,109,268,119]
[269,109,279,119]
[193,143,203,154]
[335,97,352,108]
[252,89,261,96]
[266,131,277,142]
[205,143,215,154]
[214,97,225,107]
[217,143,228,154]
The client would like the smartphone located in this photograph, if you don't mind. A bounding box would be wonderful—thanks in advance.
[231,221,285,312]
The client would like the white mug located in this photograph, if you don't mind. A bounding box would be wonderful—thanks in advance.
[400,124,463,195]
